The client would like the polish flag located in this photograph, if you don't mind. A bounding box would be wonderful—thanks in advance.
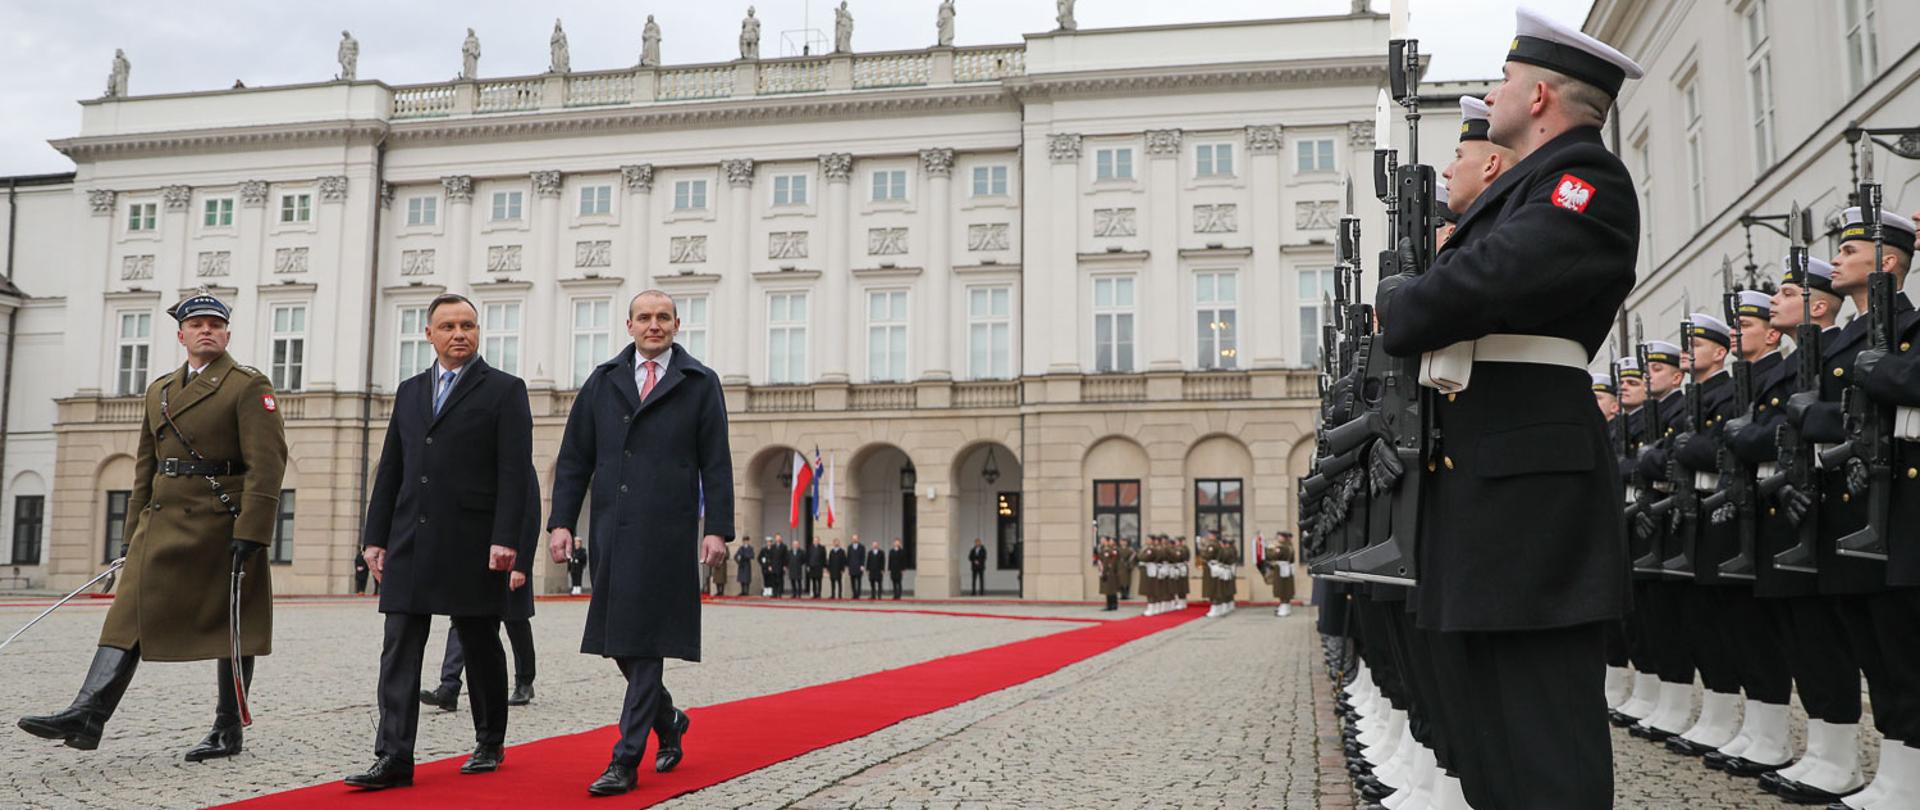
[789,451,815,528]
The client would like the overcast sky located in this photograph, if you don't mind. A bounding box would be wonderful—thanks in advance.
[0,0,1592,176]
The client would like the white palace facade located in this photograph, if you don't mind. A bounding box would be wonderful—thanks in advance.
[0,9,1480,598]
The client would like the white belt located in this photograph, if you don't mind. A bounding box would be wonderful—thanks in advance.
[1815,443,1836,470]
[1420,334,1591,394]
[1756,463,1778,480]
[1694,471,1721,492]
[1899,407,1920,441]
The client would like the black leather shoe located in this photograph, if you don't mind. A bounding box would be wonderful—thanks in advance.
[1355,774,1395,801]
[460,744,504,774]
[419,685,458,712]
[588,761,638,796]
[1723,756,1792,778]
[183,724,243,762]
[1759,771,1786,794]
[1665,736,1712,756]
[343,755,415,790]
[1630,723,1675,742]
[1769,776,1857,805]
[654,709,690,773]
[507,683,534,707]
[1702,750,1731,770]
[1608,709,1638,727]
[18,646,139,751]
[18,707,105,751]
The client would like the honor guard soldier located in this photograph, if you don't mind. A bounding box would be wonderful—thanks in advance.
[1264,532,1297,617]
[1629,338,1701,740]
[1370,9,1644,808]
[18,291,288,760]
[1094,538,1123,611]
[1612,356,1668,722]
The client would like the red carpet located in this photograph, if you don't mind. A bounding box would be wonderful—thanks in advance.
[215,606,1205,809]
[708,600,1109,623]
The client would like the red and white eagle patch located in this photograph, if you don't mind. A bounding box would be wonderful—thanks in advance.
[1552,174,1596,213]
[261,394,277,412]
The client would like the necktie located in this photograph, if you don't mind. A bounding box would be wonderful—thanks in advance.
[433,369,457,415]
[640,360,660,401]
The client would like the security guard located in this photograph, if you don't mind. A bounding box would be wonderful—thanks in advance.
[18,291,287,760]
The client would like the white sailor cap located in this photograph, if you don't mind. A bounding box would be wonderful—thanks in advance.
[1837,207,1917,254]
[1591,372,1616,394]
[1733,290,1772,320]
[1616,356,1643,379]
[1641,341,1682,366]
[1686,312,1731,347]
[1781,254,1834,292]
[1458,96,1491,142]
[1507,7,1645,98]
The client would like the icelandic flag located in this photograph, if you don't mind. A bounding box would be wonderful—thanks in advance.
[788,450,815,528]
[823,453,838,529]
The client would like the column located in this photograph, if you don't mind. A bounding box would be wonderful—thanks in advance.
[442,175,475,293]
[1144,130,1182,372]
[236,179,270,354]
[309,175,353,391]
[614,164,655,360]
[1246,125,1286,368]
[819,153,853,383]
[529,170,563,388]
[1043,133,1082,375]
[156,185,194,371]
[73,189,118,395]
[719,158,755,385]
[919,148,955,380]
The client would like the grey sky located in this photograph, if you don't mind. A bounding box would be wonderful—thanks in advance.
[0,0,1592,176]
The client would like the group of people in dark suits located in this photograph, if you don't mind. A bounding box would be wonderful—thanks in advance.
[747,534,908,600]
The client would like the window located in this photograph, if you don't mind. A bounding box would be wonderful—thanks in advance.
[579,184,612,216]
[202,198,234,228]
[1744,2,1776,173]
[406,196,437,227]
[680,295,710,360]
[1844,0,1878,94]
[767,292,808,384]
[968,286,1012,379]
[1092,276,1136,373]
[1297,139,1336,173]
[1682,74,1706,230]
[1093,480,1141,548]
[279,193,311,224]
[674,179,708,211]
[269,304,306,391]
[126,202,156,232]
[270,490,296,564]
[11,495,44,565]
[871,170,907,202]
[867,290,909,382]
[972,165,1008,197]
[115,311,151,396]
[1633,134,1654,255]
[1095,148,1134,181]
[1196,143,1235,178]
[396,305,433,384]
[103,491,130,563]
[1196,271,1239,370]
[1194,479,1245,550]
[773,174,809,206]
[482,301,521,375]
[1298,268,1336,366]
[490,191,523,222]
[571,298,612,387]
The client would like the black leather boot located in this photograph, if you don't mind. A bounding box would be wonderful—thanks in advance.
[184,657,253,762]
[654,708,690,773]
[18,645,140,750]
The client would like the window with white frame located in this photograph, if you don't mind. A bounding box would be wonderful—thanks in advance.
[772,174,809,206]
[1196,143,1235,178]
[767,292,808,384]
[579,185,612,216]
[673,179,707,211]
[1744,1,1776,173]
[571,298,611,387]
[481,301,522,375]
[1844,0,1878,94]
[968,286,1012,379]
[1092,276,1136,373]
[1682,73,1706,231]
[127,202,156,232]
[202,198,233,228]
[1297,268,1336,366]
[1095,148,1134,182]
[867,290,909,382]
[679,295,709,359]
[490,191,523,222]
[269,304,306,391]
[1633,133,1654,255]
[406,196,437,227]
[1195,271,1238,369]
[971,165,1008,197]
[279,193,311,224]
[115,311,151,396]
[1297,139,1336,173]
[871,170,907,202]
[396,305,433,384]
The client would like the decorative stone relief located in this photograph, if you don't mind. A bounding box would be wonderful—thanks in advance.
[162,185,192,210]
[1193,204,1238,234]
[486,245,522,273]
[120,254,153,280]
[88,190,118,215]
[721,159,755,188]
[819,153,853,182]
[1145,129,1183,157]
[1048,133,1083,163]
[620,164,655,193]
[868,227,908,255]
[1093,208,1136,238]
[919,148,955,178]
[531,170,563,198]
[274,247,309,274]
[670,235,707,263]
[1247,124,1284,155]
[768,231,809,260]
[575,240,612,268]
[240,180,269,207]
[442,175,474,203]
[401,249,435,276]
[1347,121,1375,150]
[1296,200,1339,231]
[196,251,232,277]
[317,176,349,202]
[967,223,1009,251]
[379,181,394,208]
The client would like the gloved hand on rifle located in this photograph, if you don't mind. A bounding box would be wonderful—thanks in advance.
[229,539,261,571]
[1776,483,1813,527]
[1782,391,1820,428]
[1845,456,1870,497]
[1725,415,1753,439]
[1368,440,1403,497]
[1710,502,1734,525]
[1633,510,1657,540]
[1668,505,1687,535]
[1853,348,1886,383]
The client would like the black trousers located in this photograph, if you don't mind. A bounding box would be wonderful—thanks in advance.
[1681,585,1742,694]
[850,571,863,598]
[890,573,903,599]
[376,613,506,760]
[1721,589,1790,705]
[1785,594,1862,723]
[810,572,823,598]
[1430,623,1612,810]
[869,575,884,599]
[1642,581,1695,684]
[789,572,804,597]
[1869,588,1920,741]
[830,573,844,599]
[1624,581,1656,671]
[610,656,677,768]
[971,569,985,595]
[440,618,536,690]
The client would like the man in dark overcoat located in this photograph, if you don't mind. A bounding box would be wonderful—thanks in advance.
[734,536,756,595]
[867,544,887,599]
[787,539,807,599]
[547,290,733,797]
[848,535,867,599]
[888,538,908,599]
[422,478,542,711]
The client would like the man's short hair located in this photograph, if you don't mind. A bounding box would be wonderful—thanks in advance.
[427,292,477,321]
[1532,64,1612,127]
[628,289,678,319]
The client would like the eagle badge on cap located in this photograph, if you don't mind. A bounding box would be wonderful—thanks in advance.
[1552,174,1594,213]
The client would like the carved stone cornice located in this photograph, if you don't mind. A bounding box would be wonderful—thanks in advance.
[87,189,117,215]
[820,153,854,182]
[620,164,654,193]
[317,175,349,202]
[1346,120,1374,150]
[51,119,389,162]
[239,180,269,206]
[442,175,474,203]
[1047,133,1082,163]
[1007,57,1383,100]
[1246,124,1283,155]
[161,184,192,210]
[919,148,955,178]
[1144,129,1182,157]
[531,170,564,197]
[721,158,755,187]
[379,181,394,208]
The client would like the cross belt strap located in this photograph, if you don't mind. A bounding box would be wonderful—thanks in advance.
[1419,334,1593,394]
[161,459,247,477]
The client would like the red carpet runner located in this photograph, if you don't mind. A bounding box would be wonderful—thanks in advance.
[217,605,1205,809]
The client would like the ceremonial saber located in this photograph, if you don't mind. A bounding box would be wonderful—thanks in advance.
[0,557,125,655]
[229,556,252,727]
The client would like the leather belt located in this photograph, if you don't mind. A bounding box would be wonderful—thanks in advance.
[161,458,246,477]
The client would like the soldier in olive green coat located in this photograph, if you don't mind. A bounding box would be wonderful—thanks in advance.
[1212,531,1239,615]
[18,292,287,760]
[1194,533,1218,612]
[1264,531,1297,616]
[1095,538,1124,611]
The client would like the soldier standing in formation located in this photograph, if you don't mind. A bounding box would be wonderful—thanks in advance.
[1263,531,1296,617]
[733,537,755,596]
[1094,537,1123,611]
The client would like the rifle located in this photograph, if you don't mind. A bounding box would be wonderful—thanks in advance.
[1836,146,1894,561]
[1629,317,1665,574]
[1771,203,1822,572]
[1305,198,1368,578]
[1705,257,1757,580]
[1658,301,1700,578]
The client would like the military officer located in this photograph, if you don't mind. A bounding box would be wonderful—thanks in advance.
[19,291,288,760]
[1265,531,1297,617]
[1193,533,1217,616]
[1094,538,1122,611]
[1174,536,1191,606]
